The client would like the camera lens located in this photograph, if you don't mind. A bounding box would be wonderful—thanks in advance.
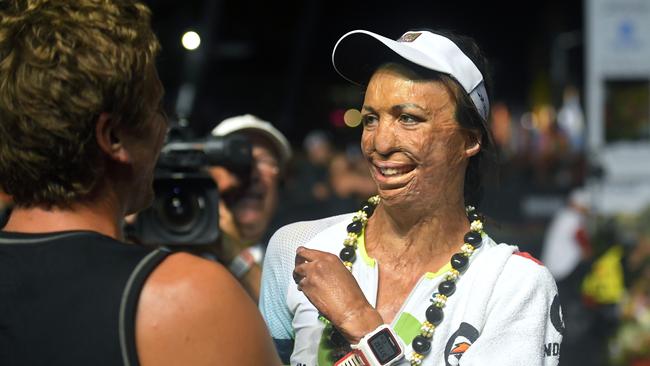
[154,186,205,234]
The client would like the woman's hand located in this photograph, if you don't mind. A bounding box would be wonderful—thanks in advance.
[293,246,384,343]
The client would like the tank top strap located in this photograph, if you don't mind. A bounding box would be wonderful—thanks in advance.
[119,247,171,366]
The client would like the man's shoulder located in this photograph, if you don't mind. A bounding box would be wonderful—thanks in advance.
[136,252,281,365]
[143,251,239,301]
[136,251,255,340]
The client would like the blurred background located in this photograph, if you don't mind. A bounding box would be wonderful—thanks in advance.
[0,0,645,364]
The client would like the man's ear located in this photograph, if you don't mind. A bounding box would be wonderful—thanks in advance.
[464,129,482,158]
[96,112,131,163]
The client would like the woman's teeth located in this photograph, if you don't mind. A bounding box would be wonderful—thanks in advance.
[380,167,408,176]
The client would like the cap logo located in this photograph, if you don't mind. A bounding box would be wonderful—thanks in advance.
[398,32,421,43]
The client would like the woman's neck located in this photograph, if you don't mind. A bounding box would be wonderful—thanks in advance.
[364,201,471,272]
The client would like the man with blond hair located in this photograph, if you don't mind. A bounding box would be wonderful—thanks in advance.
[0,1,279,365]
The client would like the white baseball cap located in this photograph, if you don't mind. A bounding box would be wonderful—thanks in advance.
[332,29,490,121]
[211,114,292,167]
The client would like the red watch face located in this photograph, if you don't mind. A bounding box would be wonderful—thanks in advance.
[368,329,401,364]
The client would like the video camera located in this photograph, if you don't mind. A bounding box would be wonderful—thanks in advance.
[131,126,252,246]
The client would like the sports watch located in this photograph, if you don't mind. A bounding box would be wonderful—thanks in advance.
[228,247,255,279]
[335,324,404,366]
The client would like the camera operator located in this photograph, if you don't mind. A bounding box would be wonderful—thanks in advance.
[0,1,280,365]
[206,115,292,302]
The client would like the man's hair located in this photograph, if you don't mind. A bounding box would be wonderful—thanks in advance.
[0,0,160,207]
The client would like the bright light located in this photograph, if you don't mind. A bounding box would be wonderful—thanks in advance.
[344,108,362,127]
[181,31,201,51]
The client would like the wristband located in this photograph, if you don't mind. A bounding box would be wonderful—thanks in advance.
[228,247,255,279]
[349,324,404,366]
[334,351,364,366]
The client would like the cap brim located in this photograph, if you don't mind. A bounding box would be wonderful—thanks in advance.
[332,30,444,87]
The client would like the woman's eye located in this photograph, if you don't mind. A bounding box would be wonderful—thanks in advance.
[399,114,419,123]
[361,114,378,126]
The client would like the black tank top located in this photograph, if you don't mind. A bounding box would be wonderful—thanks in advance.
[0,231,170,366]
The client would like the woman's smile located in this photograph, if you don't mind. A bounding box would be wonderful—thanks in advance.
[370,159,417,189]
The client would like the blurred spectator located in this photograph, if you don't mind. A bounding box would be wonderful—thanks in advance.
[542,188,592,281]
[206,114,292,302]
[300,129,336,202]
[329,143,376,203]
[272,130,377,230]
[279,130,344,221]
[557,85,586,154]
[491,102,517,161]
[531,105,571,188]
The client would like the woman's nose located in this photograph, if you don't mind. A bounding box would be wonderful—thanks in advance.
[372,119,398,155]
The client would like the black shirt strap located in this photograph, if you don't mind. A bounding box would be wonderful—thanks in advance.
[119,247,171,366]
